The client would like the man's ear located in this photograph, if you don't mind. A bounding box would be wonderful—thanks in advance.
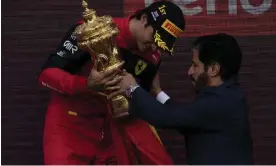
[141,14,148,26]
[208,62,220,77]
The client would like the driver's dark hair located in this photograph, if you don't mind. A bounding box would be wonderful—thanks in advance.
[130,0,170,27]
[130,8,154,27]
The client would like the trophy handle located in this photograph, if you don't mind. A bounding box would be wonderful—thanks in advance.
[98,54,109,71]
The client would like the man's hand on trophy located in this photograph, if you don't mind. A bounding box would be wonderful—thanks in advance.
[87,60,125,92]
[107,70,137,99]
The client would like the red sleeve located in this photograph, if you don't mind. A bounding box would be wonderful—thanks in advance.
[38,21,91,95]
[38,68,88,95]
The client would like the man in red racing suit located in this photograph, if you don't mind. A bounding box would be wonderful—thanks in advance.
[38,1,185,164]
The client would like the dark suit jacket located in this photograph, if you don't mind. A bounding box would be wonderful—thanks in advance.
[129,80,254,165]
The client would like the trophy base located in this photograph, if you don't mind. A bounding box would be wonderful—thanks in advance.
[111,95,129,118]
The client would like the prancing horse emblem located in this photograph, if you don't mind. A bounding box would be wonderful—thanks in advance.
[135,60,148,75]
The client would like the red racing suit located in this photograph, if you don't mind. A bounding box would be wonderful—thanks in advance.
[38,17,173,165]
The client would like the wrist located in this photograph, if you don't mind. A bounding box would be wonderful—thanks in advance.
[152,88,162,97]
[125,83,140,98]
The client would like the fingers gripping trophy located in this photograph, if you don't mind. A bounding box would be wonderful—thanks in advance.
[73,0,128,118]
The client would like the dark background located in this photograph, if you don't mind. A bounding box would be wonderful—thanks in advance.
[2,0,276,164]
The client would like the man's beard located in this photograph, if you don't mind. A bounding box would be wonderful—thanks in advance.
[191,72,209,93]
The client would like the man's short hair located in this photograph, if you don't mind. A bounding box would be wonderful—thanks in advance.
[193,33,242,81]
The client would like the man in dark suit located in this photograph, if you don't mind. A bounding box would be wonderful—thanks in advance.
[108,33,254,164]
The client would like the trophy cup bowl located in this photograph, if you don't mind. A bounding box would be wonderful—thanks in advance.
[73,0,129,118]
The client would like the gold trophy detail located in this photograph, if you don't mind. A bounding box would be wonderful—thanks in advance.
[73,0,129,118]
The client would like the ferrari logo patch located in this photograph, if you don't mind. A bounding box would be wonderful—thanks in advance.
[135,60,148,75]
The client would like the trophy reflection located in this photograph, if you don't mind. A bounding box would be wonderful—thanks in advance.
[73,0,129,118]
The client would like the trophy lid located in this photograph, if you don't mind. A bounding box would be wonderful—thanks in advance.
[74,0,119,48]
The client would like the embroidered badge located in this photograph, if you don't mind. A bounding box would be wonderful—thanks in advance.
[135,60,148,75]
